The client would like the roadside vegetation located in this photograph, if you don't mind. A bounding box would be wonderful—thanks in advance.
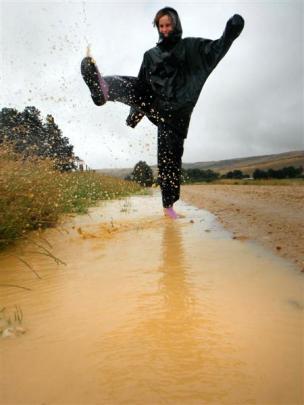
[0,145,142,250]
[125,160,154,187]
[0,106,143,250]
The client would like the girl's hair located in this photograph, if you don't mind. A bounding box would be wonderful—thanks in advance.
[153,10,176,29]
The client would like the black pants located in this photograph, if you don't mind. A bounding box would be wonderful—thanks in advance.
[104,75,191,208]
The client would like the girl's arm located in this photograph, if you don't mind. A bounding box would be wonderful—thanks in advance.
[200,14,245,74]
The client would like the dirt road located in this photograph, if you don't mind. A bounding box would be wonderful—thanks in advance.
[181,184,304,271]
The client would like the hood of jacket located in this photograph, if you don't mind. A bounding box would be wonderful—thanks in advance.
[156,7,183,49]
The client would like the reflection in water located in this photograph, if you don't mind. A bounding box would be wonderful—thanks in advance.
[159,222,193,318]
[140,222,252,403]
[96,222,252,404]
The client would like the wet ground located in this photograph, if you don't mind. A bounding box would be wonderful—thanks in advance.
[181,184,304,270]
[0,192,303,404]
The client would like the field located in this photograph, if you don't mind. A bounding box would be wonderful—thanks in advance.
[98,150,304,179]
[182,150,304,176]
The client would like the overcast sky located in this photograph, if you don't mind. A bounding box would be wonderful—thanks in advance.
[0,0,303,169]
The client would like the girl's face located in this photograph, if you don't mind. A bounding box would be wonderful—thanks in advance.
[158,15,174,37]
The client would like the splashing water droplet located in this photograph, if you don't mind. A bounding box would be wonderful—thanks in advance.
[86,44,91,57]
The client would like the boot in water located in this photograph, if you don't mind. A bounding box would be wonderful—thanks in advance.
[164,206,179,220]
[81,56,108,106]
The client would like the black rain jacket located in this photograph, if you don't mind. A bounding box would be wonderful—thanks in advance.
[127,7,244,130]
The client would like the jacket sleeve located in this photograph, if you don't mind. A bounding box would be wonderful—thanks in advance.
[126,56,147,128]
[126,108,145,128]
[200,14,245,74]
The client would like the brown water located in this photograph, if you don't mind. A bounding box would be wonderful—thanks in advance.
[0,193,303,405]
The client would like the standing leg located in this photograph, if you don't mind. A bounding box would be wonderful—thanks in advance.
[157,122,185,211]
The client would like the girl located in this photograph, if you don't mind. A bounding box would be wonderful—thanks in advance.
[81,7,244,219]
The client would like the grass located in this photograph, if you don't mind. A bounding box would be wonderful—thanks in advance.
[0,144,143,250]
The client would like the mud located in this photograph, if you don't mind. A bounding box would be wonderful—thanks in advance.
[0,192,303,404]
[181,184,304,271]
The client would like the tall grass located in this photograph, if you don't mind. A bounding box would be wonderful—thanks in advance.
[0,144,142,249]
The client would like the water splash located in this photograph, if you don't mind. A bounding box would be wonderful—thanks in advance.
[82,1,90,47]
[86,44,91,57]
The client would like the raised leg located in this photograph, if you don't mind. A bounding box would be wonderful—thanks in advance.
[81,57,162,119]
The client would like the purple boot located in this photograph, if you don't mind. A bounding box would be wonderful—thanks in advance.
[164,207,179,220]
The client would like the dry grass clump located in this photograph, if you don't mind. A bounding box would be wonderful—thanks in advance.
[0,144,142,249]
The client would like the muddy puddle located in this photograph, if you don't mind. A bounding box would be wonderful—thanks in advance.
[0,192,303,404]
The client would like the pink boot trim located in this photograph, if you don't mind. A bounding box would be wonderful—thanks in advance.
[96,69,109,100]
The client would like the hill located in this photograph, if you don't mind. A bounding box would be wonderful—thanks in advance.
[97,150,304,178]
[182,150,304,175]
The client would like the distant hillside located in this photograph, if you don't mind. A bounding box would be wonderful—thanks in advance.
[97,151,304,178]
[96,168,138,179]
[182,151,304,175]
